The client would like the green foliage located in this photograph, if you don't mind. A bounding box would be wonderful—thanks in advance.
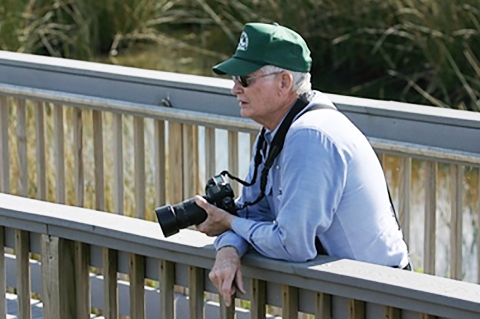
[0,0,479,110]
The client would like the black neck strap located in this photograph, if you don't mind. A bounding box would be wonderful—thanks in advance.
[227,95,335,210]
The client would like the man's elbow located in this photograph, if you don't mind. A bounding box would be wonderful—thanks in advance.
[283,246,317,262]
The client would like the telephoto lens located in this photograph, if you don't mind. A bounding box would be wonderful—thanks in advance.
[155,174,236,237]
[155,198,207,237]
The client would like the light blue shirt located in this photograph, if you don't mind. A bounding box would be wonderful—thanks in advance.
[215,91,409,267]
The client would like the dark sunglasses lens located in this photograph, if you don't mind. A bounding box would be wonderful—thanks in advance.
[239,75,249,87]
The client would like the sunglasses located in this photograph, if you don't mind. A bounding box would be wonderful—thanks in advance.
[232,71,283,87]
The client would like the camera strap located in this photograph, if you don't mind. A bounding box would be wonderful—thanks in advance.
[222,92,402,254]
[227,93,401,220]
[231,94,331,209]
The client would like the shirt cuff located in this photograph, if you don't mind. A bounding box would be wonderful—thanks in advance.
[231,216,257,239]
[214,230,250,257]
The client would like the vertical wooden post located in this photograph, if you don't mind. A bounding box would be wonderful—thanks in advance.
[450,164,463,280]
[160,260,174,319]
[168,122,184,204]
[228,131,239,195]
[103,248,118,319]
[134,117,145,219]
[154,120,166,207]
[183,124,199,199]
[205,127,216,181]
[59,238,77,318]
[0,96,9,193]
[130,254,145,319]
[73,107,84,207]
[0,227,5,317]
[42,235,60,318]
[16,98,28,197]
[35,101,47,201]
[282,285,298,319]
[189,266,204,319]
[398,157,411,245]
[16,229,30,319]
[53,104,65,203]
[477,168,480,284]
[113,113,124,214]
[42,235,78,318]
[93,110,105,211]
[384,306,401,319]
[349,299,365,319]
[250,278,266,319]
[219,296,235,319]
[315,292,331,319]
[75,242,90,318]
[424,161,437,275]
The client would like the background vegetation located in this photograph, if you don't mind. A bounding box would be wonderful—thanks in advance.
[1,0,479,110]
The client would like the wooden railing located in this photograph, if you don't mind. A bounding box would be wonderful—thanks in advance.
[0,51,480,285]
[1,193,480,319]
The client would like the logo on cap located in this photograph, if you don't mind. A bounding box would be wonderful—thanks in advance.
[236,32,248,51]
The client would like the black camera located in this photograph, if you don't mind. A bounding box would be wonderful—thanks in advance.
[155,174,237,237]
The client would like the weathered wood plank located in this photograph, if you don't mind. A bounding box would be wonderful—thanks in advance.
[58,238,76,318]
[228,131,239,196]
[189,266,204,319]
[250,278,266,319]
[282,285,298,319]
[16,98,28,197]
[450,164,463,280]
[134,116,146,219]
[384,306,401,319]
[42,234,60,318]
[35,101,47,200]
[424,161,437,275]
[219,295,235,319]
[168,122,184,203]
[398,157,411,245]
[0,227,5,317]
[477,168,480,284]
[130,254,145,319]
[160,259,174,319]
[183,124,199,197]
[205,127,216,180]
[350,299,365,319]
[16,229,30,319]
[73,107,84,206]
[92,110,105,211]
[154,120,166,207]
[315,292,332,319]
[75,242,90,318]
[53,103,65,203]
[250,132,257,151]
[0,96,9,193]
[103,248,118,319]
[113,113,124,214]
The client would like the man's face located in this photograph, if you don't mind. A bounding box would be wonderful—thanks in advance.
[231,69,283,127]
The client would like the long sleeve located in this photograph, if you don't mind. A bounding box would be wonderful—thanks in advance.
[229,128,347,262]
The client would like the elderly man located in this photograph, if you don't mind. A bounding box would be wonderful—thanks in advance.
[194,22,410,306]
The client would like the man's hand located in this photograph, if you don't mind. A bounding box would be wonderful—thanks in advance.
[195,195,236,236]
[209,246,246,307]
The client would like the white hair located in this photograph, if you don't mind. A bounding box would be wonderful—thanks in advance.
[261,65,312,95]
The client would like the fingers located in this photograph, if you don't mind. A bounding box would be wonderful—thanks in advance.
[235,269,246,295]
[209,270,235,307]
[194,195,209,209]
[221,277,235,307]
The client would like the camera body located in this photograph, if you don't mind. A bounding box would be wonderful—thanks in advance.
[155,174,236,237]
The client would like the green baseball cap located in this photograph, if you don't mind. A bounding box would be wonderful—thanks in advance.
[212,22,312,76]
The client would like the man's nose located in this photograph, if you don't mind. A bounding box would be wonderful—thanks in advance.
[231,80,244,95]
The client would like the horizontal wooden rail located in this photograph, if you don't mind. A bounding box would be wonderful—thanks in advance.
[1,193,480,319]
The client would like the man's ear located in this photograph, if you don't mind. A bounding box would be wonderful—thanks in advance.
[280,72,293,91]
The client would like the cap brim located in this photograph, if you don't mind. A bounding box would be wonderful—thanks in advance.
[212,57,265,76]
